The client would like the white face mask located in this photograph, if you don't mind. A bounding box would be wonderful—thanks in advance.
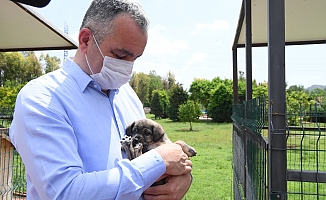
[85,35,134,90]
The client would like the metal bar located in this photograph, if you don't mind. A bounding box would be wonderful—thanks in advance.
[243,2,252,195]
[287,170,326,183]
[267,0,287,199]
[236,40,326,48]
[314,103,322,198]
[232,1,245,50]
[244,0,252,101]
[233,48,239,104]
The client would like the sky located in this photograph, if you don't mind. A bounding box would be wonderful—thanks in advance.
[31,0,325,91]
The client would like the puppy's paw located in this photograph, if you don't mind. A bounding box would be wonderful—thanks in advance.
[121,135,132,148]
[175,140,197,157]
[121,135,135,160]
[187,146,197,157]
[134,143,143,158]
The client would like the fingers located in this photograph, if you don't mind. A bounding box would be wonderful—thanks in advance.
[175,152,192,175]
[144,173,192,200]
[182,160,193,175]
[155,143,193,175]
[185,159,192,167]
[144,180,178,200]
[155,174,169,182]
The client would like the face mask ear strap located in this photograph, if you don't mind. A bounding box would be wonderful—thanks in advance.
[92,34,105,58]
[85,54,94,75]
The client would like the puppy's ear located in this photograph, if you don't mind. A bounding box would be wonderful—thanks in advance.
[152,124,165,142]
[126,121,136,136]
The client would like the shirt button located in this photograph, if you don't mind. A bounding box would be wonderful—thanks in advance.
[94,84,97,88]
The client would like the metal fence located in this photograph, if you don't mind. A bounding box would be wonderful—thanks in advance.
[0,128,14,200]
[0,107,13,129]
[232,96,268,200]
[286,104,326,199]
[232,97,326,199]
[0,113,26,200]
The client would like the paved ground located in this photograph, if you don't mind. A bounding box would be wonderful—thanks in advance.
[199,116,212,120]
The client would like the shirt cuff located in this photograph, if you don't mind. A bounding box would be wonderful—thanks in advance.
[131,149,166,188]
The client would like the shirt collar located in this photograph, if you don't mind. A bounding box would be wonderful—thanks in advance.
[62,58,93,92]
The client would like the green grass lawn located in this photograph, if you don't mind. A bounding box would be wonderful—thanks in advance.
[147,114,233,200]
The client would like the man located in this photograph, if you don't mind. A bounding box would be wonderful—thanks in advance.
[9,0,193,199]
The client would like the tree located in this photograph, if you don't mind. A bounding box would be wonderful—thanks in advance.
[167,84,188,121]
[309,88,325,102]
[0,80,24,108]
[238,78,246,103]
[162,71,176,91]
[150,90,169,119]
[135,72,150,105]
[286,90,314,125]
[0,52,7,86]
[321,87,326,111]
[178,100,201,131]
[253,82,268,99]
[39,53,61,73]
[23,52,42,82]
[150,91,162,119]
[167,71,176,89]
[287,85,305,93]
[207,83,233,123]
[211,76,223,88]
[148,70,163,102]
[189,78,211,111]
[0,52,43,86]
[129,71,139,93]
[2,52,25,84]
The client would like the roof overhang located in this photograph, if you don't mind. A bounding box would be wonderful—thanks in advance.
[233,0,326,48]
[10,0,51,8]
[0,0,78,52]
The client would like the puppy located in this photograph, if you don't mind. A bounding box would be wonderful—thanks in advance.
[121,118,197,160]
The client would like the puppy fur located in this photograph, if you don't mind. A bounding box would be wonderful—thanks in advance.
[121,118,197,160]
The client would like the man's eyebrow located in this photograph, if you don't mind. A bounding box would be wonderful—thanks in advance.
[113,48,134,57]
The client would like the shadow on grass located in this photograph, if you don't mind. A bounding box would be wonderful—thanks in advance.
[175,129,200,132]
[155,119,216,124]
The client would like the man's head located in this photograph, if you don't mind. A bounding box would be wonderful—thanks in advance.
[80,0,149,43]
[74,0,149,76]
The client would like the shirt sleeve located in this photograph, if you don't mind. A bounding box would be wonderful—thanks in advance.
[9,83,166,200]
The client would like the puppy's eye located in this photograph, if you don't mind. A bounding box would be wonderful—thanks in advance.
[144,129,151,136]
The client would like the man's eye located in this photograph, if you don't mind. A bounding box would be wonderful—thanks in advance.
[113,53,125,59]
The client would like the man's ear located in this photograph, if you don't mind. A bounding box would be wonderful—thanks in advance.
[78,28,93,54]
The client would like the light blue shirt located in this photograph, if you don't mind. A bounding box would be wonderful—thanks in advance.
[10,58,165,200]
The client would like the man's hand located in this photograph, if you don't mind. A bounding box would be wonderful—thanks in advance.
[143,173,193,200]
[155,143,192,175]
[145,144,193,200]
